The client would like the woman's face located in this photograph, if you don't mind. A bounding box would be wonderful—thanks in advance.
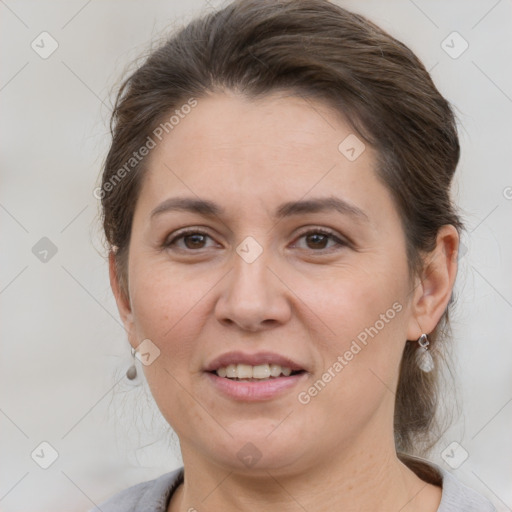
[115,91,424,474]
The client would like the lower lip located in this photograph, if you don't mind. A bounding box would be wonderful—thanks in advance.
[204,371,308,401]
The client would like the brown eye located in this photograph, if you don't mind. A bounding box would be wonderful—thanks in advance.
[293,229,347,251]
[164,230,216,251]
[305,232,330,249]
[182,233,208,249]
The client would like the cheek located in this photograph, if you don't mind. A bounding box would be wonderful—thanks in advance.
[296,259,409,400]
[127,260,212,422]
[128,257,210,342]
[302,262,408,345]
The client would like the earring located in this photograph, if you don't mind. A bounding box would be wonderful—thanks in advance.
[415,333,434,373]
[126,346,137,380]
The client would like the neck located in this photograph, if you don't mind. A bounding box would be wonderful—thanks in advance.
[168,432,441,512]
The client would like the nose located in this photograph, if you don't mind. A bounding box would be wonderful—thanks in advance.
[215,247,292,332]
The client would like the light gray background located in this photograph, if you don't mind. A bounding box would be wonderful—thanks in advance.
[1,1,511,511]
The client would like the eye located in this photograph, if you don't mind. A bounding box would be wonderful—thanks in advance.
[163,227,348,253]
[164,229,218,251]
[292,228,348,251]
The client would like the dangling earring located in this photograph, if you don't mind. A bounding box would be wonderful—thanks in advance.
[126,346,137,380]
[416,333,434,372]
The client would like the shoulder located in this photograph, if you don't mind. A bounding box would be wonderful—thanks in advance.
[88,467,184,512]
[437,466,497,512]
[401,454,496,512]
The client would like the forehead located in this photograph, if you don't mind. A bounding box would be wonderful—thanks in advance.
[135,91,394,225]
[150,91,354,168]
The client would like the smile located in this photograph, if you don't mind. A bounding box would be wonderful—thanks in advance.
[205,369,308,401]
[214,363,302,380]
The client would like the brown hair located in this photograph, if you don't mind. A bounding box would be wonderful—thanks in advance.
[100,0,462,456]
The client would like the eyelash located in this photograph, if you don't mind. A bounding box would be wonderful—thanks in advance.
[163,227,348,253]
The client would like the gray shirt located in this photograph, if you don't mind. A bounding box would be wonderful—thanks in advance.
[90,462,496,512]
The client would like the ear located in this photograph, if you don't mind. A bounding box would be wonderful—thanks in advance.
[406,225,460,340]
[109,251,136,345]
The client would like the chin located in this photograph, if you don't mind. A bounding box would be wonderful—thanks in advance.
[201,424,310,473]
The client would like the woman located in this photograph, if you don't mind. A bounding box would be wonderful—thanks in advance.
[93,0,496,510]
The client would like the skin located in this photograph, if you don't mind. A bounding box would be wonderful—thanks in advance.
[110,91,459,512]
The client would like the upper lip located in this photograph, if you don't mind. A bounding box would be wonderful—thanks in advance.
[204,351,306,372]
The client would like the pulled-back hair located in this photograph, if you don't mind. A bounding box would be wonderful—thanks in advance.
[100,0,462,456]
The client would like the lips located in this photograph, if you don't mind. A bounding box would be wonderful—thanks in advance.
[205,370,308,401]
[203,350,306,373]
[203,351,309,401]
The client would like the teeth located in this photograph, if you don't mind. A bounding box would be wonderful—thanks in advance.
[237,364,253,379]
[253,364,271,379]
[270,364,281,377]
[215,363,296,379]
[226,364,237,378]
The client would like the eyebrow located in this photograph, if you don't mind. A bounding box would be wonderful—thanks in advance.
[150,195,369,222]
